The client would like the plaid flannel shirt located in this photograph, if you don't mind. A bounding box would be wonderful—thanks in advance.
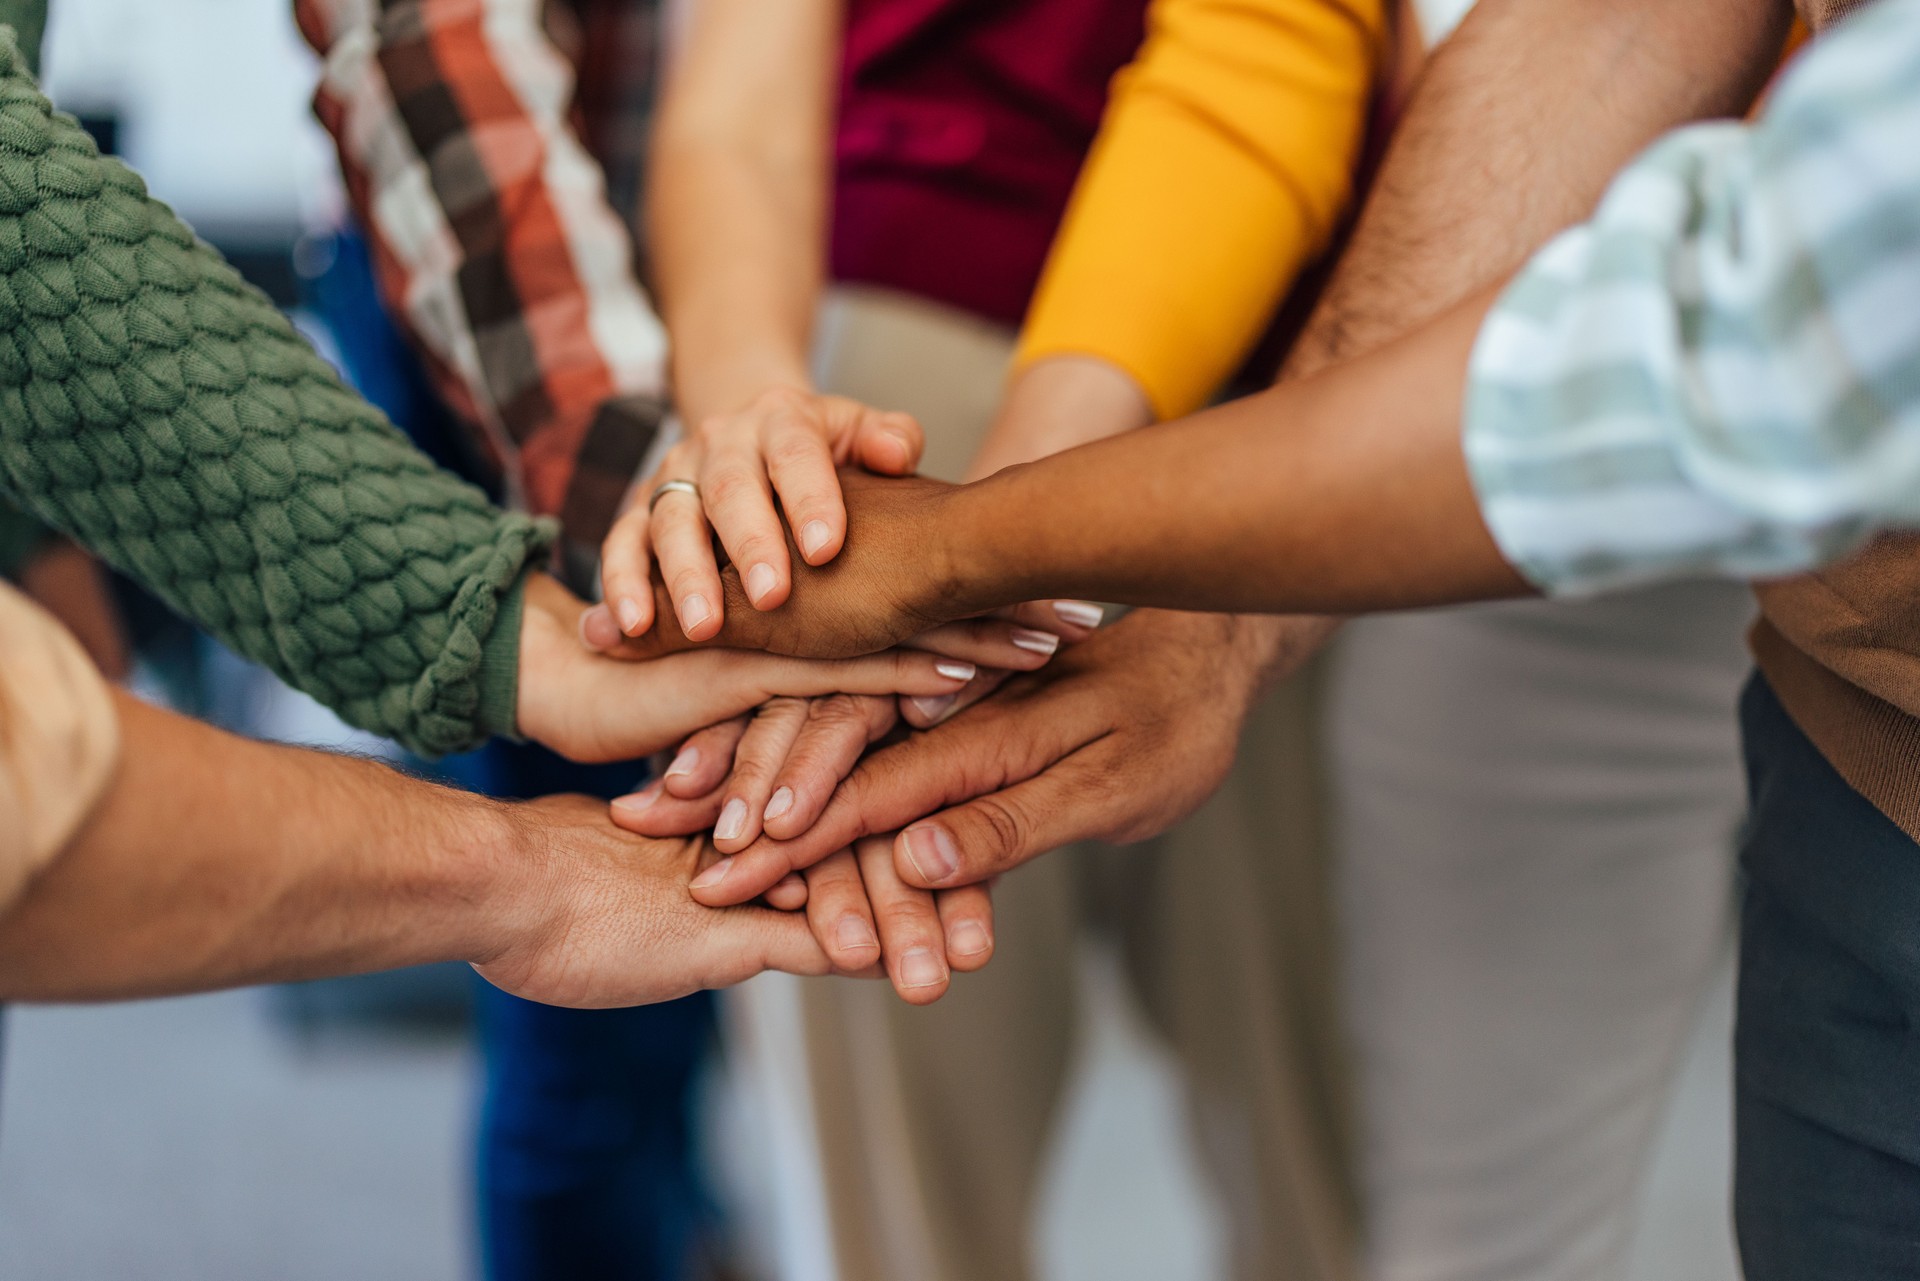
[1463,0,1920,596]
[295,0,668,562]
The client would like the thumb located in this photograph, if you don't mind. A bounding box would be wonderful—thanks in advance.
[852,410,924,475]
[704,907,834,986]
[894,763,1102,890]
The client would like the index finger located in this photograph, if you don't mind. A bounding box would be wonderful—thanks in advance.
[688,688,1098,906]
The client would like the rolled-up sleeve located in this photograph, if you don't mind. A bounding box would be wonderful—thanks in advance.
[0,584,120,914]
[1463,0,1920,595]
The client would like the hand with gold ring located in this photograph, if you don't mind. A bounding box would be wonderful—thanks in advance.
[598,388,924,644]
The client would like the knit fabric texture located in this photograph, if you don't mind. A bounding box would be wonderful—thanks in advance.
[0,28,554,755]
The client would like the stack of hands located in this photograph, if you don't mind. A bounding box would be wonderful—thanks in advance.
[499,387,1274,1009]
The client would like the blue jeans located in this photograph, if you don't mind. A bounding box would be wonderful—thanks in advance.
[1735,673,1920,1279]
[302,230,723,1281]
[468,739,720,1281]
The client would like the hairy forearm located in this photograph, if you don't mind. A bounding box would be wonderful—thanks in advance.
[1287,0,1791,378]
[648,0,838,423]
[0,694,535,1002]
[1216,0,1791,666]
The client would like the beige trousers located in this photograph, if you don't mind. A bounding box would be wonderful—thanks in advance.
[740,287,1357,1281]
[1331,589,1753,1281]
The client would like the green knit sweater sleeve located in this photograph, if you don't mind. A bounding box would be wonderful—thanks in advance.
[0,30,555,756]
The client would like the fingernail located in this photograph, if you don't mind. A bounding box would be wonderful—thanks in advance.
[664,746,700,780]
[908,694,956,722]
[679,593,713,633]
[934,660,977,682]
[1011,629,1060,656]
[899,948,947,990]
[764,786,795,822]
[610,784,660,818]
[800,520,832,560]
[715,797,748,843]
[1053,600,1104,630]
[579,604,620,650]
[836,917,878,954]
[746,562,778,605]
[615,596,644,634]
[949,920,992,958]
[900,824,959,884]
[690,858,733,893]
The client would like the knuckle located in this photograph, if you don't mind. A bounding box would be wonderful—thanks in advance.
[701,467,760,510]
[668,565,714,597]
[969,796,1029,862]
[767,432,829,471]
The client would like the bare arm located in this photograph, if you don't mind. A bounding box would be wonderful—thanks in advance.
[612,0,922,640]
[649,0,839,424]
[0,692,826,1005]
[1286,0,1791,378]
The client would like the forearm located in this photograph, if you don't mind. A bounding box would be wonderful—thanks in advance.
[0,37,549,756]
[941,291,1526,616]
[649,0,838,424]
[0,694,535,1002]
[966,357,1156,480]
[1285,0,1791,378]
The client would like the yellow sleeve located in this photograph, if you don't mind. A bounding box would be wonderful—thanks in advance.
[1014,0,1385,419]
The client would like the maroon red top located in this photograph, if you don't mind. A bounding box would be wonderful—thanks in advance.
[832,0,1149,326]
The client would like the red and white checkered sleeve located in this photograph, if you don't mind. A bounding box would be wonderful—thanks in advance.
[295,0,669,552]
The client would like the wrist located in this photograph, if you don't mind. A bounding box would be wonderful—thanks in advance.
[675,348,813,426]
[462,799,561,969]
[929,470,1035,618]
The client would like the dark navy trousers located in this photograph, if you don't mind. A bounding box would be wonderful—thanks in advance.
[1735,674,1920,1279]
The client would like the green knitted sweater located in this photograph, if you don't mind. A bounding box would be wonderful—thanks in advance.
[0,26,554,755]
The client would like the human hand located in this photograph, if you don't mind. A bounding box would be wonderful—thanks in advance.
[681,609,1336,904]
[600,388,924,643]
[581,469,1019,664]
[609,694,1000,1002]
[514,573,983,763]
[472,793,832,1007]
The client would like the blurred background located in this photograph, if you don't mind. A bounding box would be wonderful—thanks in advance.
[0,3,1740,1279]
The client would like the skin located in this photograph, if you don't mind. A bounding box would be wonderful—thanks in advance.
[511,571,992,764]
[17,538,130,680]
[611,0,922,642]
[0,693,829,1005]
[656,0,1798,907]
[614,0,1092,996]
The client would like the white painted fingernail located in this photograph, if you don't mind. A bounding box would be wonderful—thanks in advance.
[764,787,795,822]
[715,797,748,843]
[800,520,832,560]
[664,746,700,780]
[899,948,947,989]
[934,661,977,682]
[615,596,644,634]
[746,563,778,605]
[679,593,713,633]
[1011,629,1060,656]
[1053,601,1104,629]
[909,694,956,722]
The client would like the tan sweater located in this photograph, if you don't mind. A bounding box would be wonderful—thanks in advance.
[1753,532,1920,840]
[0,582,120,914]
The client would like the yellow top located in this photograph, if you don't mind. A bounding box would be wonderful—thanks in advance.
[1015,0,1385,419]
